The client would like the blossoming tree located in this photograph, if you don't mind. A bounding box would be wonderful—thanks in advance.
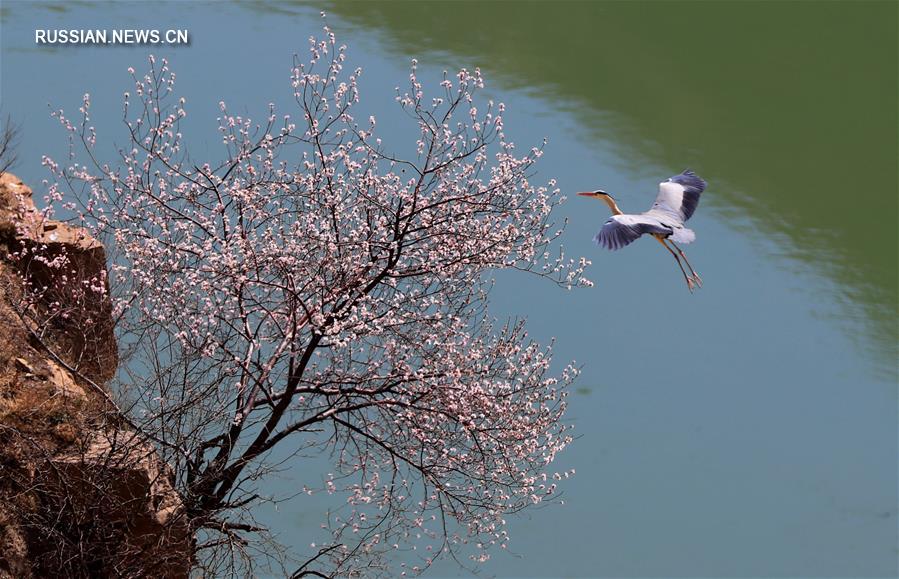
[40,26,589,576]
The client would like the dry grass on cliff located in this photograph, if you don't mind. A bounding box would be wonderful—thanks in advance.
[0,269,89,449]
[1,236,190,579]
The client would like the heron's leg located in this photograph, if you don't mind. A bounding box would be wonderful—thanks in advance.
[655,235,694,292]
[667,240,702,287]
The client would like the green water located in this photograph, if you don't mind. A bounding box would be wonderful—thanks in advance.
[2,1,896,577]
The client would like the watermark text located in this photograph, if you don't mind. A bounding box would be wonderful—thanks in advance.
[35,29,190,45]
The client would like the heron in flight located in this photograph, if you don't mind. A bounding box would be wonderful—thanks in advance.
[579,169,707,291]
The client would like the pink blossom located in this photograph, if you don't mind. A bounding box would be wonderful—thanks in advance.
[39,28,589,577]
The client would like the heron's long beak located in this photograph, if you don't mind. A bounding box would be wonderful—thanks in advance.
[577,191,614,199]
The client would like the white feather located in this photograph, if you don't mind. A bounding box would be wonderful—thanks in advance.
[652,181,686,220]
[610,213,658,227]
[669,227,696,244]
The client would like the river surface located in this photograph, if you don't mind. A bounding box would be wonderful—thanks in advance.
[1,2,896,577]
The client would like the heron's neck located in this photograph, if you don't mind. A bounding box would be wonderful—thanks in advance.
[601,196,623,215]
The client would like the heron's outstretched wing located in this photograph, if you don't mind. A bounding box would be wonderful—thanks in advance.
[651,169,707,222]
[595,214,672,250]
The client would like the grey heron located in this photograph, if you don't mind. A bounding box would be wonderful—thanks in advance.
[579,169,707,292]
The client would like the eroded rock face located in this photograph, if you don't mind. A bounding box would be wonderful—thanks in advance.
[43,431,193,578]
[0,172,117,384]
[0,173,192,578]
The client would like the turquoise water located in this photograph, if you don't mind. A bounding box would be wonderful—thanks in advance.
[1,2,896,576]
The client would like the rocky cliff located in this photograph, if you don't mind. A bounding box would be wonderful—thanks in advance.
[0,173,192,578]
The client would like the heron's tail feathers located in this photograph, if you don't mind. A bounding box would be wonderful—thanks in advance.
[669,227,695,244]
